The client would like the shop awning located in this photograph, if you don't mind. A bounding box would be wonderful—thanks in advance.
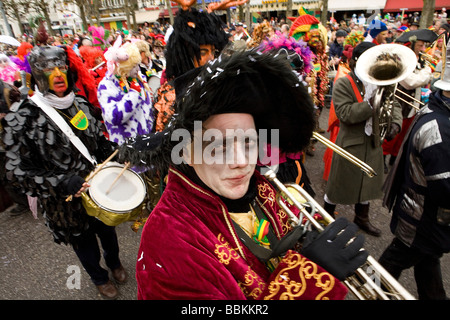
[384,0,449,12]
[328,0,387,11]
[135,9,161,24]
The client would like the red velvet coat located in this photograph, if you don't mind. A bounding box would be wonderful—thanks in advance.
[136,167,348,300]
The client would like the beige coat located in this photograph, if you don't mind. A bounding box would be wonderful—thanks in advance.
[325,72,403,204]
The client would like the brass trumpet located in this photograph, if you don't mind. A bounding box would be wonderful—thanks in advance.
[263,168,416,300]
[313,132,377,177]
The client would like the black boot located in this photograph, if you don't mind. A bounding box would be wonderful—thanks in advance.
[354,203,381,237]
[323,202,336,219]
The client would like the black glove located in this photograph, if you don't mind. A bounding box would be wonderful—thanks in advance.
[384,123,400,141]
[65,175,85,195]
[301,217,368,281]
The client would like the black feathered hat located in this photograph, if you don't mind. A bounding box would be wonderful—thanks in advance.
[164,8,229,80]
[119,50,315,173]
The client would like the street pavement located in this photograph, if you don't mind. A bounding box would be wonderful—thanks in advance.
[0,106,449,301]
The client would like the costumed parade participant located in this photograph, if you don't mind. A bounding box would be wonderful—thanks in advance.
[79,45,107,86]
[134,39,164,98]
[323,30,365,182]
[322,42,405,237]
[2,29,128,299]
[380,40,450,300]
[382,30,435,173]
[97,37,158,223]
[97,36,153,146]
[288,8,329,155]
[121,50,367,300]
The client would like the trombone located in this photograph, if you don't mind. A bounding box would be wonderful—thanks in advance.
[395,89,424,111]
[312,132,377,177]
[263,168,416,300]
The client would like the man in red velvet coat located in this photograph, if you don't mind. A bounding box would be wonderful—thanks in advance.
[120,50,368,300]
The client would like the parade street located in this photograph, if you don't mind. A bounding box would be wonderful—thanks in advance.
[1,106,449,301]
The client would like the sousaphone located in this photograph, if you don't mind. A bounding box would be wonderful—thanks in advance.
[355,44,417,142]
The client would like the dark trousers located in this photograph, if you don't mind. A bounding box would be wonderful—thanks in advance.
[72,218,121,286]
[379,237,447,300]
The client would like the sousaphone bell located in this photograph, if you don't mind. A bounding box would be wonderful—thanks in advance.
[355,44,417,142]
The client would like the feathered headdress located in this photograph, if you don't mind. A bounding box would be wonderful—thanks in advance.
[88,26,110,51]
[258,31,314,75]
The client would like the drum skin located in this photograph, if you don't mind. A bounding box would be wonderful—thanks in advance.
[81,163,146,226]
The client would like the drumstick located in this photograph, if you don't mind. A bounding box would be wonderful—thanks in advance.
[105,162,130,195]
[65,149,119,202]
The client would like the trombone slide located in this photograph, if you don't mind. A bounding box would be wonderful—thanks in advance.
[313,132,377,177]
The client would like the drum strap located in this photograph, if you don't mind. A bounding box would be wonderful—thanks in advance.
[30,94,97,166]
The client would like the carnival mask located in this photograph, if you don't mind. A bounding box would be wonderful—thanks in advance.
[308,32,321,47]
[28,46,70,95]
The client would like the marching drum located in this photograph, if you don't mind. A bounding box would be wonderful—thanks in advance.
[81,162,146,226]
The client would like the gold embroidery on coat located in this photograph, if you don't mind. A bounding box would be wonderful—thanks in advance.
[238,266,266,299]
[214,233,240,265]
[257,182,276,209]
[264,253,335,300]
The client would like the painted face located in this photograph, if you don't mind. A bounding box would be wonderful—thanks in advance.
[28,46,68,95]
[308,30,322,47]
[193,44,216,68]
[46,66,68,97]
[188,113,258,200]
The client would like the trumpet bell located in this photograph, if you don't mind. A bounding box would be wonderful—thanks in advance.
[355,44,417,86]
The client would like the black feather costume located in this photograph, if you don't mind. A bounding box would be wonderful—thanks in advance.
[3,94,115,245]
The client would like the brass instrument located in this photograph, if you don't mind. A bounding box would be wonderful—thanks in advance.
[263,168,416,300]
[313,132,377,177]
[355,44,417,142]
[421,32,446,70]
[420,51,439,69]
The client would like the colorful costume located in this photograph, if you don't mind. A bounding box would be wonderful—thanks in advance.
[98,39,153,145]
[3,45,115,246]
[136,167,347,300]
[122,50,367,300]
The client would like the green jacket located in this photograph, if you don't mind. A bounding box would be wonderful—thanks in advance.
[325,72,402,204]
